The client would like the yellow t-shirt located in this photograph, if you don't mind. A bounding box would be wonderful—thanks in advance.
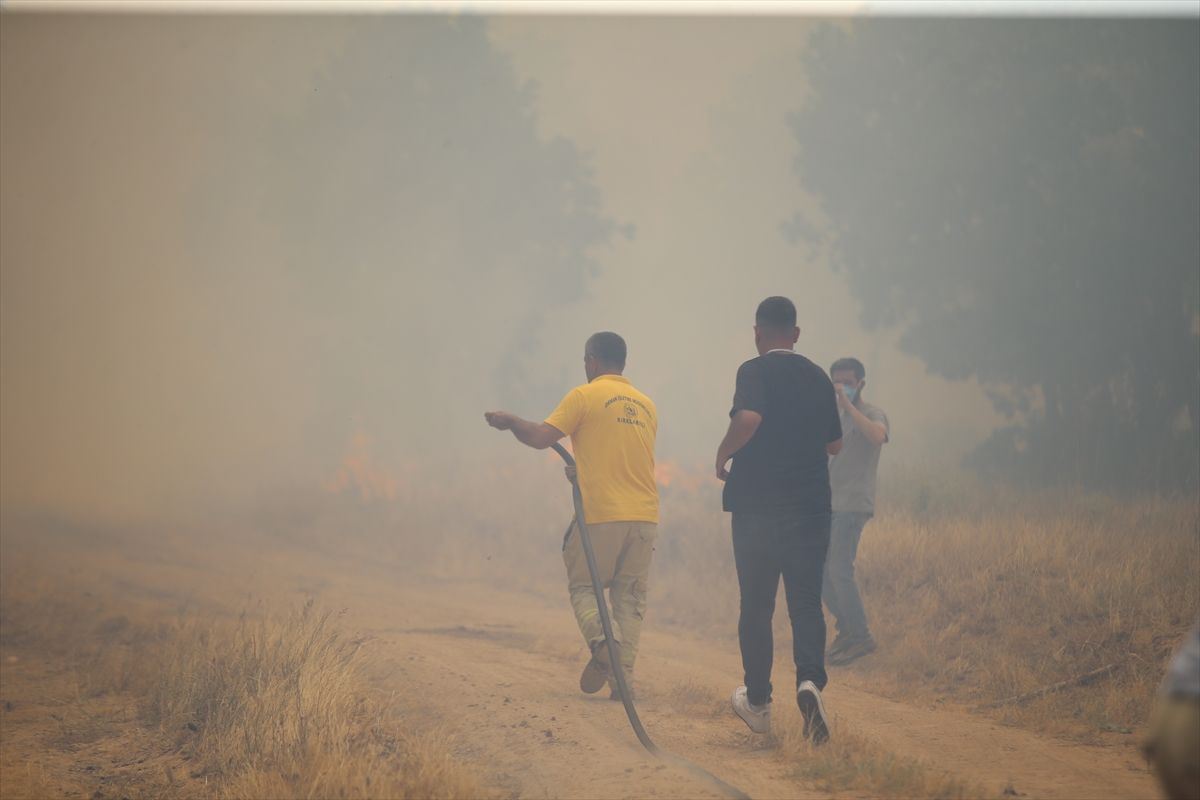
[544,374,659,524]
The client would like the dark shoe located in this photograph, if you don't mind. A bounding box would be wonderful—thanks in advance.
[827,637,876,666]
[796,680,830,745]
[580,640,620,694]
[826,633,852,658]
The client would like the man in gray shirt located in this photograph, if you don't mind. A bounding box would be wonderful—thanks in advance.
[1143,622,1199,800]
[824,357,889,666]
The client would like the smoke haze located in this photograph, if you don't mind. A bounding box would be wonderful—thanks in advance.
[10,11,1186,525]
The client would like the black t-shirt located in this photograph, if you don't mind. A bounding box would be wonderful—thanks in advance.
[722,351,843,515]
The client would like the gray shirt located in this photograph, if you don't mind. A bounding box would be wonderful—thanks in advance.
[829,401,889,513]
[1162,622,1200,698]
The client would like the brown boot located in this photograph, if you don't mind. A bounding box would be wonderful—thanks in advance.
[580,639,621,694]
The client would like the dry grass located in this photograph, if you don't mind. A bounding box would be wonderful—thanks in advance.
[844,492,1198,739]
[140,600,485,799]
[0,760,61,800]
[658,678,728,719]
[0,573,487,800]
[774,714,987,800]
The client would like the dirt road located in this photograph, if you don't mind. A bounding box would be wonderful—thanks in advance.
[2,523,1160,800]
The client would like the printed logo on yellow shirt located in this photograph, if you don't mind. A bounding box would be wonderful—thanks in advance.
[607,394,650,428]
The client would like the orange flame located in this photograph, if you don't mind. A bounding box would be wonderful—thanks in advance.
[324,431,400,502]
[655,459,711,492]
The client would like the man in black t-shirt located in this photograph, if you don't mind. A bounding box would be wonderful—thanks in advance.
[714,296,843,743]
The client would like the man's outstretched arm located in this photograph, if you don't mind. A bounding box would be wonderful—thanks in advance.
[484,411,565,450]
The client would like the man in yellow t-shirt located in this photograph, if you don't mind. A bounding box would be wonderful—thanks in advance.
[485,331,658,698]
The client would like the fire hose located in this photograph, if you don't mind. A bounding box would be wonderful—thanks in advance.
[549,443,751,800]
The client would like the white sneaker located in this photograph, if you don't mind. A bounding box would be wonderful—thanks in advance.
[731,686,771,734]
[796,680,830,744]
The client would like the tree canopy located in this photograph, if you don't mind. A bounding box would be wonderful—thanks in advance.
[196,17,615,459]
[791,19,1200,490]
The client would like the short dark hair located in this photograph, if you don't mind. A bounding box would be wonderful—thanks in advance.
[755,296,797,330]
[586,331,627,369]
[830,357,866,381]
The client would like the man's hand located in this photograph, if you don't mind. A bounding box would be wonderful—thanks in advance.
[715,456,730,481]
[836,391,888,448]
[485,410,565,449]
[834,383,853,412]
[714,409,761,482]
[484,411,515,430]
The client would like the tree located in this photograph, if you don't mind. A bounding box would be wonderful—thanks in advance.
[790,19,1200,490]
[193,17,616,461]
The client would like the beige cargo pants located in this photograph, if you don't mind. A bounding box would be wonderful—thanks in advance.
[562,519,657,679]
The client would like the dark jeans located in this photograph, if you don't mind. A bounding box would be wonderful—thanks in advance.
[821,511,874,643]
[731,510,831,707]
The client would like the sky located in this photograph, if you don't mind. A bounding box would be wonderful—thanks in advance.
[0,11,1001,523]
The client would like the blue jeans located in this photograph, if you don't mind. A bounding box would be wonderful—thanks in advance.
[822,511,873,643]
[731,511,831,707]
